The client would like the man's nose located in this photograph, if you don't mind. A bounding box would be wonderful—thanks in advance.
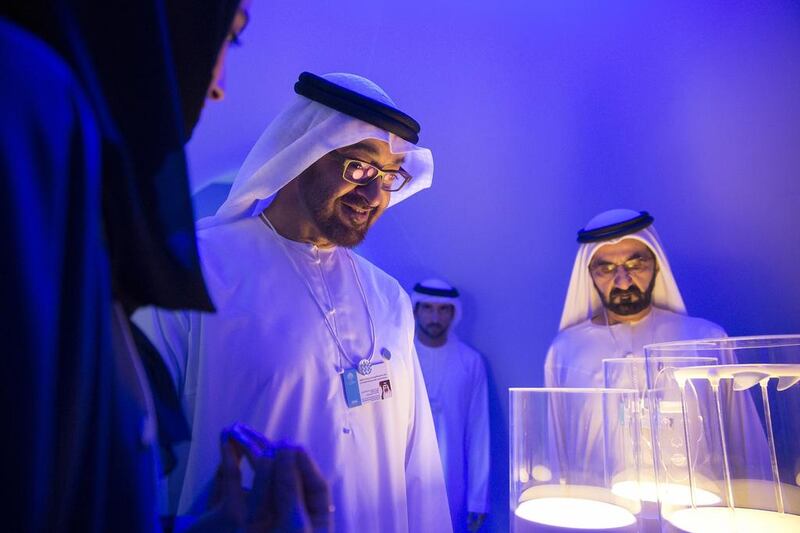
[207,60,227,101]
[208,75,226,101]
[613,267,634,289]
[355,178,383,207]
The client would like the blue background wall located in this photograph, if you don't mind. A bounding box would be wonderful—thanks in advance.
[189,2,800,530]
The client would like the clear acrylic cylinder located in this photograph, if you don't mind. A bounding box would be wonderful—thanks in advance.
[601,355,720,527]
[510,388,645,532]
[644,335,800,532]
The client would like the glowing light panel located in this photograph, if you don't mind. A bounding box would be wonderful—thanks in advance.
[515,497,637,530]
[666,507,800,533]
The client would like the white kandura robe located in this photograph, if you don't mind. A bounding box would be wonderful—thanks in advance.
[416,338,490,532]
[545,306,726,390]
[134,216,452,533]
[544,306,769,482]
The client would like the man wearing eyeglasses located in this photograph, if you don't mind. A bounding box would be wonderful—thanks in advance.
[545,208,727,390]
[135,72,451,533]
[543,208,771,491]
[543,208,728,474]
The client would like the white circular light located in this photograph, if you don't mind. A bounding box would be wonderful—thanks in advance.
[666,507,800,533]
[515,497,637,530]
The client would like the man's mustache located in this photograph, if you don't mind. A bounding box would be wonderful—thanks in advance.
[609,286,643,300]
[340,193,373,210]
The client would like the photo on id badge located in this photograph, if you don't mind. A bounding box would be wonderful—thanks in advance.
[342,361,392,408]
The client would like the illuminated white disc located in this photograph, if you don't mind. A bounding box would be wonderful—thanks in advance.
[515,497,637,530]
[611,480,720,505]
[666,507,800,533]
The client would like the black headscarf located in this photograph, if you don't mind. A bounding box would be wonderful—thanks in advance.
[3,0,240,313]
[166,0,244,138]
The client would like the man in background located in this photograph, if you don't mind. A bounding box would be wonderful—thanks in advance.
[412,279,490,532]
[545,209,725,388]
[544,208,765,483]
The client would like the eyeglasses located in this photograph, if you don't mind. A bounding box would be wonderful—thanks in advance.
[589,256,654,279]
[330,152,412,192]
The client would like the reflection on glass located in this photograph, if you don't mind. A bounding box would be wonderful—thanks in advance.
[602,356,719,511]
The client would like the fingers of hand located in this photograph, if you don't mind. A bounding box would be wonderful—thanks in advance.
[294,448,333,528]
[271,448,316,530]
[219,439,243,481]
[236,423,272,451]
[223,423,273,468]
[218,428,331,532]
[212,439,247,526]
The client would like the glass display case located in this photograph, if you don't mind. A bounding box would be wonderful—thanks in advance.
[644,335,800,532]
[601,356,721,530]
[510,388,645,532]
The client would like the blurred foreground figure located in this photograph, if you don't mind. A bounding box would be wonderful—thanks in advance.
[2,2,327,531]
[136,72,452,532]
[412,279,490,532]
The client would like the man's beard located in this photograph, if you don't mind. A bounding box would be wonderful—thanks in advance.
[300,182,378,248]
[599,274,657,316]
[419,322,447,339]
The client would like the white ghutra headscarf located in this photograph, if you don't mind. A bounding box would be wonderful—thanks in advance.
[410,278,463,330]
[558,208,687,331]
[198,73,434,230]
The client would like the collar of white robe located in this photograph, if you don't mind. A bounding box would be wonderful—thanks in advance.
[259,213,377,375]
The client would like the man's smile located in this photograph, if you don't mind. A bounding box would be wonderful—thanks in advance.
[339,200,373,225]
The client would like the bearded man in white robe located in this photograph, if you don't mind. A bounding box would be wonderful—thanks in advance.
[412,279,490,533]
[545,209,726,389]
[135,72,451,533]
[544,208,768,492]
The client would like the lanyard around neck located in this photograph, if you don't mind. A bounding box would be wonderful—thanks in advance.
[259,212,377,374]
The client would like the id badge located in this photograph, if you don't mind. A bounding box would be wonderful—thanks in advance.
[342,361,392,408]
